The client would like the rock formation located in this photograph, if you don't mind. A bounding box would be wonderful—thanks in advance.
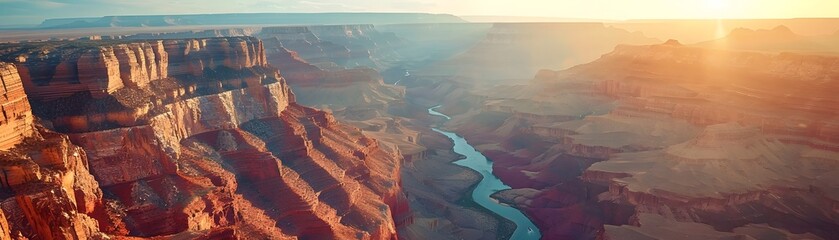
[2,37,266,101]
[259,25,515,239]
[0,63,35,150]
[0,62,106,239]
[0,37,410,239]
[443,41,839,239]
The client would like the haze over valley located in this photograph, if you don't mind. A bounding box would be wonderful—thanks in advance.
[0,1,837,239]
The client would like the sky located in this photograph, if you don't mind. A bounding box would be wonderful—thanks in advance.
[1,0,839,25]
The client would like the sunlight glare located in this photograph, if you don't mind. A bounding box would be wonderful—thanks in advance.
[706,0,728,11]
[704,0,729,19]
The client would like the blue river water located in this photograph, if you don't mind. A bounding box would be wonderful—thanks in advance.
[428,106,541,240]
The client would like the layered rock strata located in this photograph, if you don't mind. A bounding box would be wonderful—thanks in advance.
[0,127,106,240]
[1,37,266,101]
[444,41,839,239]
[0,37,409,239]
[0,63,35,150]
[260,26,511,239]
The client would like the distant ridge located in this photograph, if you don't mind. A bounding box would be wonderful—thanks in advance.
[696,25,839,53]
[461,15,618,23]
[39,13,466,29]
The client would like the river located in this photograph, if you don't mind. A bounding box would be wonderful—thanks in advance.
[428,105,541,240]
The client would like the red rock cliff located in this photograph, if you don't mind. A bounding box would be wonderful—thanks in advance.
[0,37,408,239]
[0,74,105,238]
[0,63,35,150]
[5,37,267,101]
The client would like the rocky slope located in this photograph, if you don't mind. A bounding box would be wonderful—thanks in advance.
[444,41,839,239]
[0,37,410,239]
[259,25,520,239]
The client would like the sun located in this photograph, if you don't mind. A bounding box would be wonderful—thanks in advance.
[706,0,728,11]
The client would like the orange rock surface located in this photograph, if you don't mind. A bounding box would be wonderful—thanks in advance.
[446,41,839,239]
[0,37,409,239]
[0,63,35,150]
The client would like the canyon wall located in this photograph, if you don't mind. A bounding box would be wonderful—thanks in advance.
[4,37,266,101]
[0,37,409,239]
[0,62,106,239]
[445,41,839,239]
[0,63,34,150]
[259,25,513,239]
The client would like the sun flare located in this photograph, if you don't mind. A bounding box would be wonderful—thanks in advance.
[706,0,728,10]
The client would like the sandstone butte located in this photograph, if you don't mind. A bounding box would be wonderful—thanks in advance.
[101,25,407,118]
[0,37,411,239]
[440,39,839,239]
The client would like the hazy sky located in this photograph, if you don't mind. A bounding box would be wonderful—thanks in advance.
[2,0,838,25]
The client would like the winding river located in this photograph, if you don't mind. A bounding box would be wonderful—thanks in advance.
[428,106,541,240]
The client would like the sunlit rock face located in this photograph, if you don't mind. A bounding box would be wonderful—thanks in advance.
[448,41,839,239]
[0,62,105,239]
[4,37,266,101]
[0,63,35,150]
[428,22,660,83]
[0,37,409,239]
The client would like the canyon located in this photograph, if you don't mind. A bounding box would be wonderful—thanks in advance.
[0,37,409,239]
[434,38,839,239]
[0,22,525,240]
[0,14,837,240]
